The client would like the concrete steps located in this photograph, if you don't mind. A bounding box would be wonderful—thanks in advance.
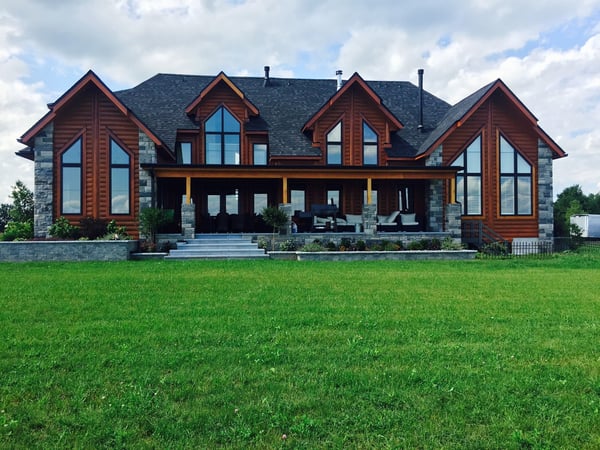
[165,235,268,260]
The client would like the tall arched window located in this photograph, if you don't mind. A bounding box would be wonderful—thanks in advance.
[327,121,342,165]
[363,121,378,165]
[453,135,482,215]
[205,106,240,165]
[61,138,82,214]
[110,139,131,215]
[500,136,532,215]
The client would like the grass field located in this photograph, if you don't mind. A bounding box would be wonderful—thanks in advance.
[1,254,599,448]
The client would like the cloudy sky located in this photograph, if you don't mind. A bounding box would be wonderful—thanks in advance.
[1,0,599,203]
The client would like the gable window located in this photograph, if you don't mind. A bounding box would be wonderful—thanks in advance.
[177,142,192,164]
[61,138,82,214]
[205,106,240,165]
[500,136,532,215]
[110,139,131,215]
[327,122,342,165]
[363,121,378,165]
[253,143,267,165]
[454,135,482,215]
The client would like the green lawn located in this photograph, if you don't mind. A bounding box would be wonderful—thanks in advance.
[1,255,599,449]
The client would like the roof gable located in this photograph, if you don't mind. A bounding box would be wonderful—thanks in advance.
[417,79,566,159]
[185,72,259,117]
[19,70,164,148]
[302,72,403,133]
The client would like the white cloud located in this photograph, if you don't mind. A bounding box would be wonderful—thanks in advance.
[1,0,600,203]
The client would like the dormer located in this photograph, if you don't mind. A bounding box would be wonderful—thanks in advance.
[302,72,403,166]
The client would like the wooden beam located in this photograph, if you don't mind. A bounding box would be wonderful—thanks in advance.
[186,176,191,204]
[367,177,372,204]
[282,177,288,203]
[450,177,456,204]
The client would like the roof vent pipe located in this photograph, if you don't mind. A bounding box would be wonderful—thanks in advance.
[336,69,343,91]
[263,66,270,87]
[417,68,424,130]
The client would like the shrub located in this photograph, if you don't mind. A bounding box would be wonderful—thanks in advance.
[407,240,425,250]
[300,242,326,252]
[103,220,129,240]
[356,240,367,251]
[0,221,33,241]
[480,241,510,257]
[382,241,400,251]
[79,218,108,240]
[279,239,298,251]
[49,217,80,239]
[140,208,174,246]
[441,237,464,250]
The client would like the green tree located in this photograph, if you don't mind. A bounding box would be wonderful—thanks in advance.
[553,185,587,237]
[0,203,10,233]
[9,180,34,224]
[139,207,174,249]
[261,206,289,250]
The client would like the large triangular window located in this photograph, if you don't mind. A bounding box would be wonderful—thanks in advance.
[205,106,240,165]
[453,135,482,216]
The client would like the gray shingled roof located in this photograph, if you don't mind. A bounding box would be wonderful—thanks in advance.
[115,73,463,158]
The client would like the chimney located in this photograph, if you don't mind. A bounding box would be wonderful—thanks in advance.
[263,65,270,87]
[336,69,343,91]
[417,68,424,131]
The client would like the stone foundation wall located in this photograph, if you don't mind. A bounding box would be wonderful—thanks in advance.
[538,140,554,240]
[33,124,54,238]
[0,240,139,262]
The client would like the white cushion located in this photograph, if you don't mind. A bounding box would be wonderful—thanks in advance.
[400,213,417,224]
[345,214,362,225]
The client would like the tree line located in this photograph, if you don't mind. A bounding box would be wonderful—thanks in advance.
[553,185,600,236]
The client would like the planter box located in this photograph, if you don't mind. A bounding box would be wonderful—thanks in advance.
[270,250,476,261]
[0,240,139,262]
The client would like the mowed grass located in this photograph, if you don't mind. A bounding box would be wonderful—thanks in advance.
[1,255,599,449]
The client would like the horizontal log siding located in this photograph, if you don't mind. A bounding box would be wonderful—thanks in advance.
[442,92,540,241]
[53,84,140,237]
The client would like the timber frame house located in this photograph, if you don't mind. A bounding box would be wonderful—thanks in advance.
[17,67,566,244]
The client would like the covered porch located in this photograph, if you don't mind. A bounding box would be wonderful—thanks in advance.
[145,165,461,237]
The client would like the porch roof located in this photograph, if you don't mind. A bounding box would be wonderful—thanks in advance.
[141,164,462,180]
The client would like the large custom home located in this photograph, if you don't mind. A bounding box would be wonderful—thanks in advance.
[17,67,566,244]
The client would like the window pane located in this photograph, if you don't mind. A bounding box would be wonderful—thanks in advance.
[363,143,377,165]
[500,176,515,215]
[207,194,220,215]
[327,143,341,164]
[205,109,222,132]
[111,167,130,214]
[226,190,239,214]
[466,136,481,173]
[179,142,192,164]
[253,144,267,165]
[453,153,464,169]
[327,190,340,208]
[254,193,268,213]
[517,153,531,174]
[206,134,221,164]
[518,176,532,215]
[111,141,129,165]
[62,167,81,214]
[363,122,377,143]
[291,190,305,213]
[456,175,465,214]
[500,137,513,173]
[223,108,240,132]
[328,122,341,142]
[224,134,240,164]
[63,140,81,164]
[466,176,481,215]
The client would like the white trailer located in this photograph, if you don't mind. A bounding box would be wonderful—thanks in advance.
[570,214,600,238]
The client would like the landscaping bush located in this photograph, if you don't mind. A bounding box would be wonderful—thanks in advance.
[48,217,80,239]
[0,221,33,241]
[300,241,327,252]
[79,218,108,240]
[279,239,298,251]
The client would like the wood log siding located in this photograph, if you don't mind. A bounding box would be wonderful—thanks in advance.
[441,91,540,241]
[53,84,140,237]
[315,84,397,166]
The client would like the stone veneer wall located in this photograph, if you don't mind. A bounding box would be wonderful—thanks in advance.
[138,131,157,238]
[0,240,138,262]
[537,140,554,241]
[425,145,444,232]
[33,124,54,238]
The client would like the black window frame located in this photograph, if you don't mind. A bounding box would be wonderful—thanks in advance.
[60,136,83,215]
[109,138,131,216]
[362,120,378,165]
[453,134,483,216]
[499,135,533,216]
[326,121,342,165]
[204,106,240,165]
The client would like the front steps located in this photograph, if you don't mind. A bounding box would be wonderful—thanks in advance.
[165,234,268,260]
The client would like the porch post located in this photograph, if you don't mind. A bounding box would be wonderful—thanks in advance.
[185,176,191,204]
[449,178,456,204]
[282,177,288,204]
[366,177,372,204]
[444,203,462,241]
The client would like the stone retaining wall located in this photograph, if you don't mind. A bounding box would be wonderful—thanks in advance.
[270,250,476,261]
[0,240,139,262]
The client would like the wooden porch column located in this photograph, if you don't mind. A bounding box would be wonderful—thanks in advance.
[366,177,372,204]
[185,176,192,204]
[449,177,456,204]
[282,176,288,203]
